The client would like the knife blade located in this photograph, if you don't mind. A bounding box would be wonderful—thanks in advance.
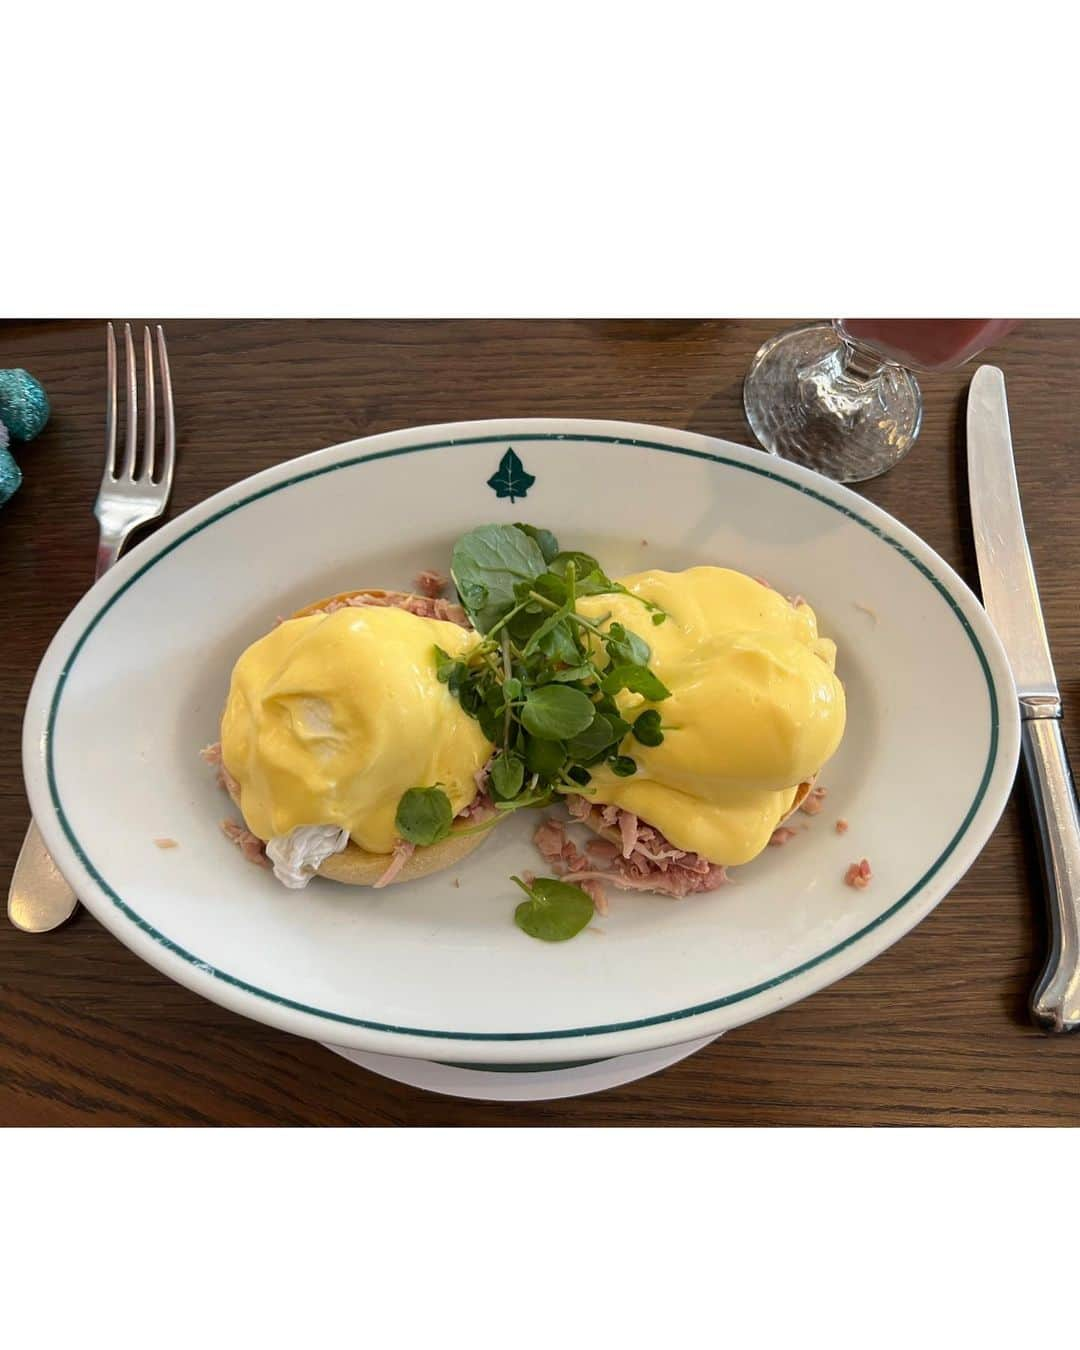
[968,364,1080,1031]
[968,366,1058,708]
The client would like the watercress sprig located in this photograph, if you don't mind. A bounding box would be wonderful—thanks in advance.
[398,523,676,940]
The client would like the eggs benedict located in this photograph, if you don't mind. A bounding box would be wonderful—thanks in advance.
[554,566,846,892]
[214,590,495,888]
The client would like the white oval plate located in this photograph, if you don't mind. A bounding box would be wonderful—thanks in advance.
[24,419,1020,1065]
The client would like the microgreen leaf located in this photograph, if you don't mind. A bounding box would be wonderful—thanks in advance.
[511,875,595,942]
[546,664,595,683]
[520,685,596,740]
[514,523,560,564]
[476,700,503,742]
[490,752,525,801]
[450,524,547,633]
[503,676,523,700]
[605,621,651,667]
[525,735,567,778]
[395,787,454,845]
[609,755,638,777]
[432,644,467,695]
[523,602,573,657]
[566,713,627,762]
[550,551,606,583]
[532,572,569,606]
[632,710,665,746]
[536,621,580,665]
[601,664,672,701]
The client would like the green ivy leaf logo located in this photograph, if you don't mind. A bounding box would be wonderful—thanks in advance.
[487,447,535,503]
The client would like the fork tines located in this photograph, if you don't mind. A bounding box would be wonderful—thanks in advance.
[104,322,175,490]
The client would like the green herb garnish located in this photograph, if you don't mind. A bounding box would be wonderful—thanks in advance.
[511,875,595,942]
[632,710,665,747]
[395,786,454,845]
[521,684,596,740]
[489,752,525,801]
[601,664,672,701]
[394,525,676,940]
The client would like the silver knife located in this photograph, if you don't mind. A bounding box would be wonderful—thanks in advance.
[968,363,1080,1031]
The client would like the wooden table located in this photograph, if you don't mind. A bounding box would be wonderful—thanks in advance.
[2,318,1078,1126]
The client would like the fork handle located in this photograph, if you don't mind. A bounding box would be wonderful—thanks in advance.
[95,525,131,580]
[1024,714,1080,1032]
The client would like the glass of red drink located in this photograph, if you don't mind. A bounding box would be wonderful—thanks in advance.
[743,320,1020,482]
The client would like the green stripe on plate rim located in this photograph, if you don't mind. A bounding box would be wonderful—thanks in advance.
[44,433,1001,1044]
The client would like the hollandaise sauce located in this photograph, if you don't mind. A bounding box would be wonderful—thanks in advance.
[220,606,493,855]
[576,567,845,866]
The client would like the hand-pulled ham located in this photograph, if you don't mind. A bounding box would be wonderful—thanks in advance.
[769,825,798,847]
[456,791,496,824]
[414,569,449,599]
[320,591,468,626]
[844,858,872,889]
[374,840,416,889]
[221,818,271,868]
[535,803,729,900]
[202,741,240,800]
[576,875,610,917]
[800,786,828,816]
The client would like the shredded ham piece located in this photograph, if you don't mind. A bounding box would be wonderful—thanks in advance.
[586,839,619,862]
[769,826,798,847]
[321,592,468,626]
[154,837,179,849]
[373,840,416,889]
[202,742,240,800]
[800,786,828,816]
[577,876,610,917]
[835,818,849,835]
[844,858,872,889]
[457,791,496,824]
[415,569,449,598]
[535,806,729,899]
[221,818,271,868]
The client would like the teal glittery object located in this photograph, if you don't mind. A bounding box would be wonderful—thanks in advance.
[0,369,50,441]
[0,445,22,506]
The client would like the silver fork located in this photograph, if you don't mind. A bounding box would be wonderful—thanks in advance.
[95,322,176,575]
[8,322,176,933]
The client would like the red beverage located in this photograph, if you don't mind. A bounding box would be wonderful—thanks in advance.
[838,319,1019,372]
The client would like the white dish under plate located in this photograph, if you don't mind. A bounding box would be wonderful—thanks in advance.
[23,419,1020,1066]
[324,1034,721,1102]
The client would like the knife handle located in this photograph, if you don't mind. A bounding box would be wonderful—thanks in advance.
[1023,716,1080,1032]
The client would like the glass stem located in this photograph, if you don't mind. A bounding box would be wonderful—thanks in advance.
[835,340,886,385]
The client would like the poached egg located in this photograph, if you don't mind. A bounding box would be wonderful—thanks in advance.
[220,605,493,861]
[575,566,846,866]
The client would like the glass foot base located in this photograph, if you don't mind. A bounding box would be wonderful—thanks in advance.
[743,325,922,483]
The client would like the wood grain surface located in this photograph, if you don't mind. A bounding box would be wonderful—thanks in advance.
[2,318,1078,1127]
